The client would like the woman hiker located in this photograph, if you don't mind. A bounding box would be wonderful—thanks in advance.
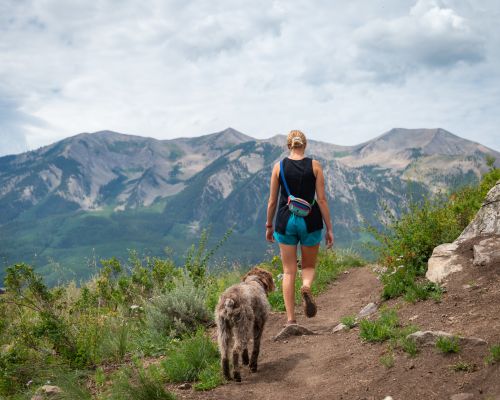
[266,130,334,326]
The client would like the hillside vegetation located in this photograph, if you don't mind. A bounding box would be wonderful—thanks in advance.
[368,159,500,301]
[0,235,363,399]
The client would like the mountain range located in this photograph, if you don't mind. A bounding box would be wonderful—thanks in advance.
[1,127,498,284]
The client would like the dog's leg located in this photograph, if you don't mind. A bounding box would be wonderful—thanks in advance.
[232,347,241,382]
[250,320,264,372]
[242,348,249,365]
[218,318,232,380]
[233,314,251,382]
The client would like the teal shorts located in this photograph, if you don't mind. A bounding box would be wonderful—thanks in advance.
[273,214,323,246]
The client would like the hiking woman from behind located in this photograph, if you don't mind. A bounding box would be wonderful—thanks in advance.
[266,130,334,326]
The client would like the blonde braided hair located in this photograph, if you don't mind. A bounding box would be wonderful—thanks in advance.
[287,130,307,150]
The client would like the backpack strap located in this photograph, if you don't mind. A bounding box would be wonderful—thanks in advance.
[279,160,292,198]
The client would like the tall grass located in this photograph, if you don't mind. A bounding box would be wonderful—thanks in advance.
[161,329,222,390]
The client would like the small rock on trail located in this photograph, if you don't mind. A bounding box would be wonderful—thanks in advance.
[273,324,315,342]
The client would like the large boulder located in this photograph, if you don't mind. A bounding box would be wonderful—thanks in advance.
[426,243,463,283]
[456,180,500,243]
[426,180,500,283]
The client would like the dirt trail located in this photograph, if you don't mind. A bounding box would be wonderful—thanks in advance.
[174,266,500,400]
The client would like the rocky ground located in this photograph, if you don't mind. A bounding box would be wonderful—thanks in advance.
[169,263,500,400]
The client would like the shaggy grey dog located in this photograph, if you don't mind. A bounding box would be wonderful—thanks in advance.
[215,267,275,382]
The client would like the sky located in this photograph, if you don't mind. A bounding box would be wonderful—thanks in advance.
[1,0,499,156]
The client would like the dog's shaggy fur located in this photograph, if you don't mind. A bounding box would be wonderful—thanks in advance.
[215,267,275,382]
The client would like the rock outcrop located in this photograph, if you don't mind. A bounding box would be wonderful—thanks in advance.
[407,330,487,347]
[455,180,500,243]
[426,180,500,283]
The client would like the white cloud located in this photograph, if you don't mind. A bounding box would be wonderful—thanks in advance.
[0,0,499,156]
[354,0,485,80]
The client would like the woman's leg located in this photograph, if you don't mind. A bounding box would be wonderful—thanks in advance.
[300,244,320,288]
[279,243,298,322]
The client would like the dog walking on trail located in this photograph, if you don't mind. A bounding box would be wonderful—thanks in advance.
[266,130,334,326]
[215,267,275,382]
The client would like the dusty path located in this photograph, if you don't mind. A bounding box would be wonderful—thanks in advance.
[173,265,500,400]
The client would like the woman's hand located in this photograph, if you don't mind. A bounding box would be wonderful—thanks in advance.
[325,230,334,249]
[266,227,275,243]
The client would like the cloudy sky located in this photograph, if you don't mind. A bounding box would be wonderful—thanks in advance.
[1,0,499,156]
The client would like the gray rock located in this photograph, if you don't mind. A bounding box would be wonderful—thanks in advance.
[473,237,500,266]
[407,330,487,347]
[273,324,315,342]
[426,243,463,283]
[178,383,192,390]
[450,393,474,400]
[456,180,500,243]
[358,302,378,318]
[39,385,62,396]
[332,323,348,333]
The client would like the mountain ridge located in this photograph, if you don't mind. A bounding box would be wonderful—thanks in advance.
[1,127,498,283]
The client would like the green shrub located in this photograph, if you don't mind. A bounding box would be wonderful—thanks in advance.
[194,361,224,391]
[451,361,476,372]
[379,352,394,368]
[359,309,418,353]
[359,309,399,342]
[0,344,43,396]
[49,370,93,400]
[399,336,418,357]
[436,336,460,354]
[162,330,220,384]
[340,315,357,329]
[108,364,175,400]
[184,229,232,287]
[145,275,211,338]
[485,344,500,365]
[369,166,500,300]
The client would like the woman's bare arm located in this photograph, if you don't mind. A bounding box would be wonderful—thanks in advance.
[266,162,280,242]
[313,160,334,248]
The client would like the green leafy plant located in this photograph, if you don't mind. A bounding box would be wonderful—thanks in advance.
[399,336,419,357]
[436,336,460,354]
[161,329,220,385]
[359,309,399,342]
[145,275,211,339]
[185,228,232,287]
[194,361,224,391]
[485,344,500,365]
[340,315,357,329]
[379,352,395,368]
[107,364,175,400]
[451,361,476,372]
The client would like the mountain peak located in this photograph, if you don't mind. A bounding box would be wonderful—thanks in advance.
[209,127,253,142]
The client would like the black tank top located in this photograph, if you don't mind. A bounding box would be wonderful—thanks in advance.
[275,157,324,234]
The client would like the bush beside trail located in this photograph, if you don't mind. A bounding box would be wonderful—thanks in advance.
[367,164,500,301]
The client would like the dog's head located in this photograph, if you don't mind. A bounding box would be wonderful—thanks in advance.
[242,267,275,295]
